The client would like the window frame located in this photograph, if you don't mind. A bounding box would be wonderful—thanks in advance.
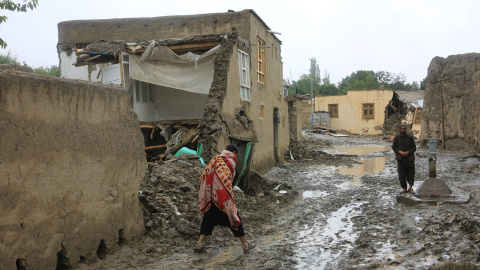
[135,81,155,103]
[238,49,251,101]
[328,104,338,118]
[362,103,375,119]
[256,37,266,84]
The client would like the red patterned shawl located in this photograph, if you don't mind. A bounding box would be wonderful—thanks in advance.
[199,150,240,229]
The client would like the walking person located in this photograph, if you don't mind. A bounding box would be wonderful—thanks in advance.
[392,124,417,194]
[194,144,255,254]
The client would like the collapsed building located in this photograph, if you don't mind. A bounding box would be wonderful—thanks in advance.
[57,9,294,187]
[421,53,480,149]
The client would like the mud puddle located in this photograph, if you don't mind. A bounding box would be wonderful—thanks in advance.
[295,202,364,269]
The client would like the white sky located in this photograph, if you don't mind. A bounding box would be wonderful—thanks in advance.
[1,0,479,85]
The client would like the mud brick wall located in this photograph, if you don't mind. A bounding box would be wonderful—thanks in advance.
[0,71,146,270]
[288,99,303,143]
[57,10,252,46]
[421,53,480,149]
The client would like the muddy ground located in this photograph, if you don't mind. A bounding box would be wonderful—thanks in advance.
[82,132,480,270]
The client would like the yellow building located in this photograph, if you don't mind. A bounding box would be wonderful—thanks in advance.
[314,89,394,135]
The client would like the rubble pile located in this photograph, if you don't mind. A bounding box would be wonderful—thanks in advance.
[137,153,298,244]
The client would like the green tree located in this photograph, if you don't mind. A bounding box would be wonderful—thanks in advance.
[34,65,60,77]
[288,74,317,96]
[0,0,39,48]
[338,70,379,91]
[420,77,426,90]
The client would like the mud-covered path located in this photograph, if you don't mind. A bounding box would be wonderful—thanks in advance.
[87,133,480,270]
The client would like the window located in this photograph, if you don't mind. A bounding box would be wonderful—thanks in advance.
[238,50,250,101]
[328,104,338,118]
[256,38,265,84]
[260,105,265,118]
[363,103,374,119]
[135,81,154,103]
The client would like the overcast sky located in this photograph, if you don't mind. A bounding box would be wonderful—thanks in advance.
[1,0,479,85]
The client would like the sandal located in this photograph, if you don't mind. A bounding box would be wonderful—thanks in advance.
[243,243,256,254]
[400,189,407,194]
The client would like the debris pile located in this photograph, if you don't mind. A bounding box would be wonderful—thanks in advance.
[137,153,298,244]
[307,126,343,135]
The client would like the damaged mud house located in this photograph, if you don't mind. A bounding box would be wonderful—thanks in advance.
[312,89,424,137]
[2,4,479,269]
[57,9,297,178]
[0,9,305,269]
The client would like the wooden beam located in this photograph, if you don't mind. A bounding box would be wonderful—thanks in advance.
[145,144,167,151]
[140,125,155,129]
[167,41,220,53]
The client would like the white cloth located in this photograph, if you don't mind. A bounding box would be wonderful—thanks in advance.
[129,43,220,94]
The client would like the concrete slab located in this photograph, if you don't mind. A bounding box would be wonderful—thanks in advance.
[396,180,470,206]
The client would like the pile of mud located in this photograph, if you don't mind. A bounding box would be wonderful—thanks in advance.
[137,153,298,244]
[288,137,356,167]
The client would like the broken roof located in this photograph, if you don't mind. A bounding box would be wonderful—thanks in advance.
[73,34,224,66]
[395,90,425,108]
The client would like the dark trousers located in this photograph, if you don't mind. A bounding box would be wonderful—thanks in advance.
[397,160,415,189]
[200,203,245,237]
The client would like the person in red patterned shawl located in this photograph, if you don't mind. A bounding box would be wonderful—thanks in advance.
[194,144,255,254]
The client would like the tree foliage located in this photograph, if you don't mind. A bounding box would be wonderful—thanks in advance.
[0,51,20,64]
[33,65,60,77]
[338,70,422,91]
[285,58,424,97]
[0,0,39,49]
[1,52,60,77]
[286,58,342,96]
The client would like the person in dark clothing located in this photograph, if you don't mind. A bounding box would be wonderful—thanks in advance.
[194,144,255,254]
[392,124,417,194]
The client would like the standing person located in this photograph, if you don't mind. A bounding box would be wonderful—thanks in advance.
[194,144,255,254]
[392,124,417,194]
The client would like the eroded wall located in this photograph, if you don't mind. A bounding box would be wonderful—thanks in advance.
[421,53,480,149]
[0,71,146,270]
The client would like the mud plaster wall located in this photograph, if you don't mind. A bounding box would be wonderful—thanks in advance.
[57,10,273,46]
[421,53,480,149]
[0,71,146,270]
[314,89,393,135]
[301,101,313,128]
[288,99,303,142]
[219,17,288,173]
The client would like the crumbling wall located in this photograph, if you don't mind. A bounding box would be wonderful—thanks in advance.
[421,53,480,149]
[288,99,303,142]
[0,71,146,270]
[197,30,238,161]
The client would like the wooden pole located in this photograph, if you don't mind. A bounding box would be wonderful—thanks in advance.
[145,144,167,151]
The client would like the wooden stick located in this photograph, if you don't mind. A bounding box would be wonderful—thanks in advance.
[150,126,155,140]
[145,144,167,151]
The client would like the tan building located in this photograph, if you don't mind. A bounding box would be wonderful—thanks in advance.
[314,89,394,135]
[57,9,290,177]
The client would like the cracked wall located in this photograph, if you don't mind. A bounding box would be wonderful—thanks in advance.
[0,71,146,269]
